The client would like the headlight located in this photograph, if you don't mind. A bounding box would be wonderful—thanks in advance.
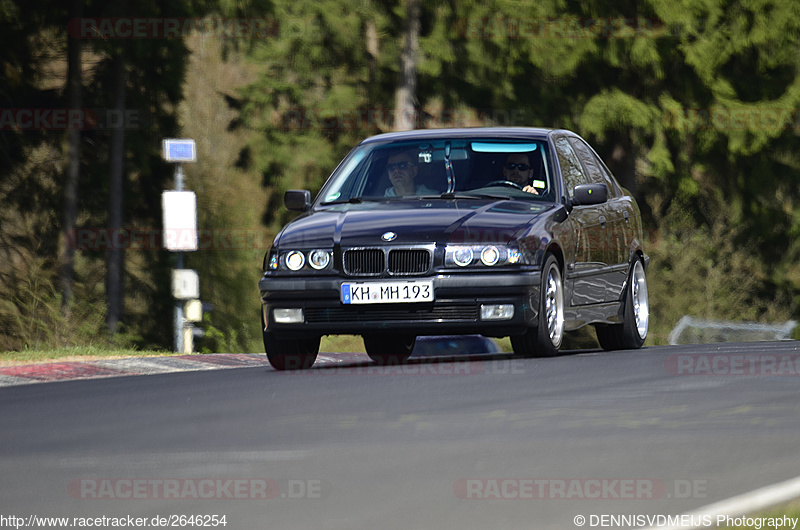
[308,249,331,270]
[285,251,305,271]
[452,247,474,267]
[480,246,500,266]
[445,245,523,268]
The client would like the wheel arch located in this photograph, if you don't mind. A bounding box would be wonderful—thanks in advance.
[631,248,651,277]
[544,241,565,273]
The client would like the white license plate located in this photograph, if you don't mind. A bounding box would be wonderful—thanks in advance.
[341,280,434,304]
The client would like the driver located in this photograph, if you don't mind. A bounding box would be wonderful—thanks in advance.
[502,153,539,195]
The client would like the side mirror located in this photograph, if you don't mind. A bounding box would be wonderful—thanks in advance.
[571,184,608,206]
[285,189,311,212]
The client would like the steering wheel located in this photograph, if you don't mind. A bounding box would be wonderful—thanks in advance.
[483,180,524,190]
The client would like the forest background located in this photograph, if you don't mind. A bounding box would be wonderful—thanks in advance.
[2,0,799,353]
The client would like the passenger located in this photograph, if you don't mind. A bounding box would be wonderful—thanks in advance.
[384,151,436,197]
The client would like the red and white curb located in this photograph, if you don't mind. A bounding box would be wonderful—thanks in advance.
[0,352,368,387]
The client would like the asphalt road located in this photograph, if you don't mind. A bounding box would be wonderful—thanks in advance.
[1,342,799,529]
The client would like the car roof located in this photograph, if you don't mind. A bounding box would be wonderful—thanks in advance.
[358,127,560,145]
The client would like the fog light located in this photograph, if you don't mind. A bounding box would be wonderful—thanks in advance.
[273,308,304,323]
[480,304,514,321]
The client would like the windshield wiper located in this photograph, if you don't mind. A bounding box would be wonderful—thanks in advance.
[439,192,513,200]
[320,196,365,205]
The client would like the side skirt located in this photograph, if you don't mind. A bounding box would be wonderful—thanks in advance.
[563,301,623,332]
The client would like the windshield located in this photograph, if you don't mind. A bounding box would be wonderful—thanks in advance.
[317,137,554,204]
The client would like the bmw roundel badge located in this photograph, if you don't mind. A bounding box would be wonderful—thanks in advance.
[381,231,397,242]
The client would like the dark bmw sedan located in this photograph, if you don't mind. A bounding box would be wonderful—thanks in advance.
[259,127,649,370]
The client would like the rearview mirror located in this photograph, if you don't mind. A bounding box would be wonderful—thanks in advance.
[571,184,607,206]
[285,189,311,212]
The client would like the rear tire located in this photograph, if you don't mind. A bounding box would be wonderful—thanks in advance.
[363,334,415,365]
[263,332,320,370]
[511,253,564,358]
[596,258,648,350]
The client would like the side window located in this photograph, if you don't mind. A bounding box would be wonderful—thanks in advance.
[554,136,587,198]
[569,137,620,197]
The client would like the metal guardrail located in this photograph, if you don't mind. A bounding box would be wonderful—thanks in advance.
[668,316,797,345]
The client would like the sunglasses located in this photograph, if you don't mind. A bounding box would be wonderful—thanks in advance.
[504,163,531,171]
[387,161,411,172]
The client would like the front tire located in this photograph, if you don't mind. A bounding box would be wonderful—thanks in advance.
[511,253,564,358]
[596,257,648,350]
[363,334,416,365]
[263,332,320,370]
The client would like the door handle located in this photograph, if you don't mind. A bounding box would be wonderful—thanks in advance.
[599,215,606,228]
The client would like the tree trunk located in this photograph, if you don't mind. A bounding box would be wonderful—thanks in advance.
[394,0,419,131]
[609,133,637,197]
[365,19,378,83]
[106,52,126,335]
[60,0,82,312]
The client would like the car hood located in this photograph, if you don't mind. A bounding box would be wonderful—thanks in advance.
[274,199,554,248]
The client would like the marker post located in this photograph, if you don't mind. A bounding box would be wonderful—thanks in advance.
[162,139,200,353]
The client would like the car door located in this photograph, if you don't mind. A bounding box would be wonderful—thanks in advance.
[553,135,608,306]
[568,135,629,302]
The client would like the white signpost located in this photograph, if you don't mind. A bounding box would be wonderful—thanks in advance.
[162,138,199,353]
[171,269,200,299]
[162,191,198,252]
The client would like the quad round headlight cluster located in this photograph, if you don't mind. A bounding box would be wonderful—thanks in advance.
[268,249,333,271]
[445,245,522,268]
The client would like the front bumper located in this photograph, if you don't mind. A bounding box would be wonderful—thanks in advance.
[259,272,541,338]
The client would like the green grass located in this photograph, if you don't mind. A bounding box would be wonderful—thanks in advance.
[717,501,800,528]
[1,336,367,365]
[0,346,173,365]
[0,336,367,365]
[321,334,366,353]
[1,329,606,365]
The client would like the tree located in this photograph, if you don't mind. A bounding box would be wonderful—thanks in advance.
[105,48,126,335]
[394,0,420,131]
[0,0,203,349]
[60,0,83,311]
[237,0,800,341]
